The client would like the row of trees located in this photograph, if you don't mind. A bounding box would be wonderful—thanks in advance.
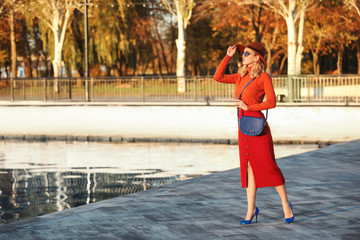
[0,0,359,81]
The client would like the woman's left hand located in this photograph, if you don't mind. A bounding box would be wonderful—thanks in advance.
[236,100,248,110]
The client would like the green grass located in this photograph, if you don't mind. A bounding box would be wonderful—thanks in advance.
[0,81,235,100]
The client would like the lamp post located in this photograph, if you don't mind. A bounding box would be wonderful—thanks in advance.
[84,0,90,101]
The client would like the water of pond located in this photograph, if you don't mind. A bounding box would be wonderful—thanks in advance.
[0,140,318,226]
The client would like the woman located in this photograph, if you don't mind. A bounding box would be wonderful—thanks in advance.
[213,42,294,224]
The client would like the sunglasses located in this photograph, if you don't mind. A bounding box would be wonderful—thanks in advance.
[242,51,255,57]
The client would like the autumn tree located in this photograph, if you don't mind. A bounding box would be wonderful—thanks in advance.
[344,0,360,73]
[0,0,7,76]
[30,17,50,77]
[197,1,287,74]
[186,14,225,75]
[199,0,316,75]
[0,17,10,78]
[345,0,360,16]
[317,0,359,74]
[261,12,287,74]
[24,0,82,91]
[0,0,5,15]
[89,1,152,76]
[62,8,84,77]
[1,0,20,78]
[259,0,317,75]
[303,4,334,74]
[162,0,195,92]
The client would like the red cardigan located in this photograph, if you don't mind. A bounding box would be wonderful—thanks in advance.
[213,55,276,111]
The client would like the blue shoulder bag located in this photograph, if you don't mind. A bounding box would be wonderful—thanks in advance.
[237,78,268,136]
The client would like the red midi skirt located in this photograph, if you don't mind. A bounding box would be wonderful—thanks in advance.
[238,110,285,188]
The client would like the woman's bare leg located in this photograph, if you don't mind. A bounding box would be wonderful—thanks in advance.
[275,184,293,218]
[245,161,257,220]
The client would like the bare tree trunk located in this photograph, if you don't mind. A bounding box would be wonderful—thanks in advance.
[149,34,162,76]
[43,34,50,77]
[279,54,287,75]
[143,61,149,75]
[263,0,307,75]
[118,48,128,77]
[266,48,272,73]
[114,59,121,77]
[52,29,62,92]
[23,57,32,78]
[52,6,72,92]
[5,66,9,78]
[295,5,306,75]
[311,51,320,75]
[157,57,162,76]
[286,0,297,75]
[22,20,33,78]
[170,17,176,74]
[116,46,122,76]
[356,39,360,74]
[162,0,194,91]
[152,58,156,75]
[176,11,186,91]
[250,4,265,42]
[133,48,137,76]
[264,19,281,73]
[71,10,84,78]
[10,10,17,78]
[154,12,169,75]
[337,49,343,74]
[52,23,62,77]
[136,44,142,75]
[45,56,50,77]
[155,26,168,75]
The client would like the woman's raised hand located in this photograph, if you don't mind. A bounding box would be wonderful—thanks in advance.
[227,45,237,57]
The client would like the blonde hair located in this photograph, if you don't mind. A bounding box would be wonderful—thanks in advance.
[238,56,266,78]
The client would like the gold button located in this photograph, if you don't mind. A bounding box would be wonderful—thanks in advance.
[245,146,249,148]
[246,153,249,156]
[244,138,247,140]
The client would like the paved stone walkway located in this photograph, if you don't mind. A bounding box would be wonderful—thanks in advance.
[0,140,359,239]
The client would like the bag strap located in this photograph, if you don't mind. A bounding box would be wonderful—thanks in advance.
[237,77,268,120]
[238,78,256,100]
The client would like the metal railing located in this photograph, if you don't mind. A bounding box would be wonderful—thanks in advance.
[0,75,359,103]
[272,75,360,103]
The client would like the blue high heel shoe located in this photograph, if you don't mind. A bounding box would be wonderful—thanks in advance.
[285,202,295,224]
[240,207,259,224]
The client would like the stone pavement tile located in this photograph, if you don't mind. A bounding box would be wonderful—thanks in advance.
[143,211,182,222]
[0,217,43,234]
[220,224,297,239]
[0,140,359,239]
[113,231,149,240]
[341,234,360,240]
[67,229,117,240]
[25,220,58,232]
[110,205,159,217]
[0,233,12,240]
[220,233,261,240]
[117,221,175,240]
[195,220,240,231]
[0,230,44,240]
[164,222,227,240]
[97,206,134,216]
[32,229,76,240]
[177,233,226,240]
[76,209,112,221]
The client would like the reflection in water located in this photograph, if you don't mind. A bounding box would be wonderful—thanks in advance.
[0,140,318,226]
[0,169,182,226]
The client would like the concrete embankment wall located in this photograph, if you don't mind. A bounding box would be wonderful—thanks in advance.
[0,103,359,143]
